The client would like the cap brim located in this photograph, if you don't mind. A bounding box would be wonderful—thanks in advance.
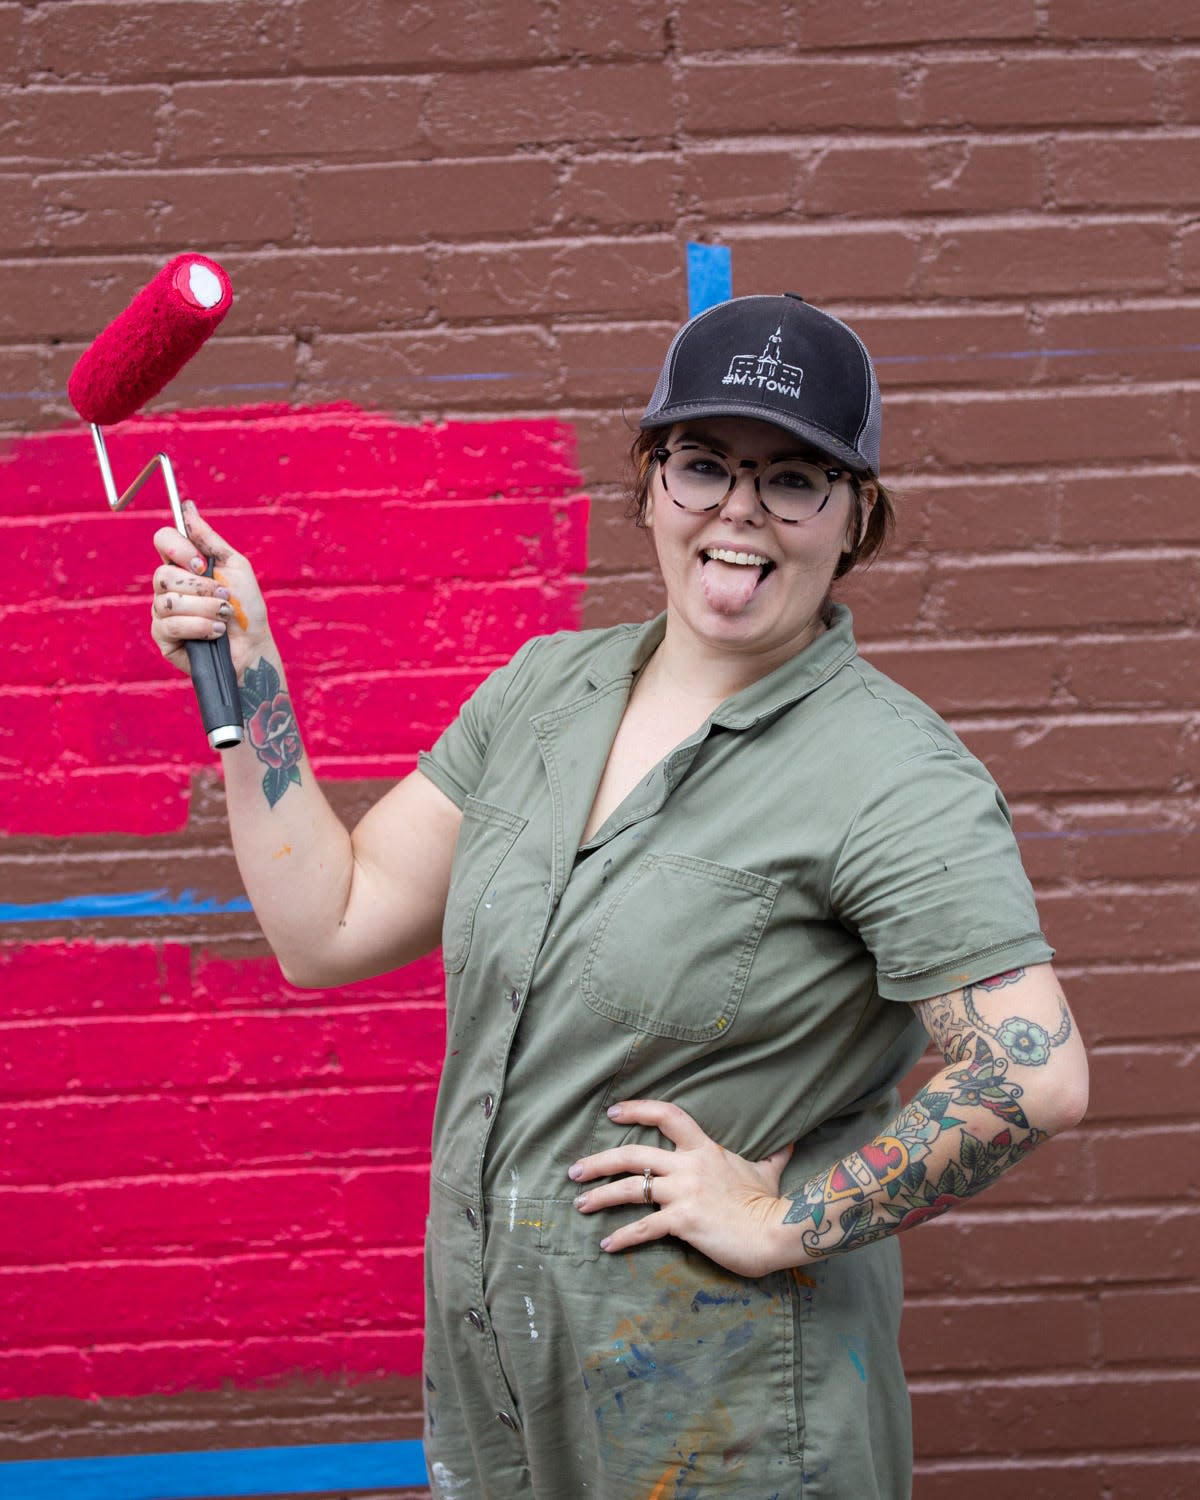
[639,398,873,475]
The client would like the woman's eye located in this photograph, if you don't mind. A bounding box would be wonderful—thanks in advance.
[770,467,819,492]
[682,457,728,480]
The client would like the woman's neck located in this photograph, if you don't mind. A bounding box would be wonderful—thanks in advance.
[647,608,828,704]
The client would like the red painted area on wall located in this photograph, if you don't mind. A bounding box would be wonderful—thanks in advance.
[0,405,588,836]
[0,938,446,1400]
[0,405,588,1401]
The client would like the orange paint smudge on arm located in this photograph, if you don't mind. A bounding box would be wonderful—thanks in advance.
[212,568,249,631]
[273,844,292,859]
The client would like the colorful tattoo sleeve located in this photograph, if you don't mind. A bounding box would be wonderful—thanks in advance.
[782,1030,1047,1256]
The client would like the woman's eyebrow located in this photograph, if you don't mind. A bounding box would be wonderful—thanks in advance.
[676,429,727,452]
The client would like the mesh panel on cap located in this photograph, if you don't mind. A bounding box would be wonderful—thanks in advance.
[817,304,882,473]
[643,304,711,419]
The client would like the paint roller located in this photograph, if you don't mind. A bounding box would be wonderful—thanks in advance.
[68,253,244,750]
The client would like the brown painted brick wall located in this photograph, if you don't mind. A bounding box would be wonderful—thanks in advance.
[1,1,1197,1495]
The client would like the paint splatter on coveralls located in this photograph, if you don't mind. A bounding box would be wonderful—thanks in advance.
[416,607,1052,1499]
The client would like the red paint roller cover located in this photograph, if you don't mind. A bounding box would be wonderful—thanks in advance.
[68,253,234,426]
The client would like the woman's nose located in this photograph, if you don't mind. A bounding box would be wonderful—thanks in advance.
[719,467,764,522]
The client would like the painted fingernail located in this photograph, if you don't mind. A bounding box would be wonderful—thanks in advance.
[215,586,231,600]
[191,556,206,573]
[573,1194,588,1210]
[607,1105,623,1120]
[599,1237,612,1251]
[212,621,226,635]
[567,1163,582,1181]
[218,603,232,619]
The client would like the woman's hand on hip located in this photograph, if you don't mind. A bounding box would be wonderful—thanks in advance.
[568,1098,798,1279]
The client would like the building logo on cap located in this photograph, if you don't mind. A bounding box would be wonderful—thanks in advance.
[722,327,803,401]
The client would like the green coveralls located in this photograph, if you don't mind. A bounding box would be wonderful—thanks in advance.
[417,606,1053,1499]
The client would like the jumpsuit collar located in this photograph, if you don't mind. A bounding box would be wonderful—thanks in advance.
[534,605,861,883]
[582,602,860,727]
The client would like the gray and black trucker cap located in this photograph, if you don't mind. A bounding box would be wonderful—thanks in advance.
[640,292,881,475]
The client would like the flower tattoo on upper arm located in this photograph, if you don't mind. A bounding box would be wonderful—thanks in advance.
[917,968,1072,1069]
[240,658,304,808]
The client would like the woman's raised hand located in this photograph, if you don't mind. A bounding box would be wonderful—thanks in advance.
[568,1098,798,1279]
[150,501,271,679]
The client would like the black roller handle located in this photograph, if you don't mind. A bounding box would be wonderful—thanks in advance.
[184,556,244,750]
[80,423,245,751]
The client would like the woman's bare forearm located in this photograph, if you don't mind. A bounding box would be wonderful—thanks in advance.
[219,641,359,979]
[221,641,460,988]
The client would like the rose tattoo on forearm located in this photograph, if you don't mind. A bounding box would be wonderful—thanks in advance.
[240,658,303,808]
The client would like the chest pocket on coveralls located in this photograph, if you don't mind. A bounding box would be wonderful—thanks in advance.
[441,797,527,974]
[581,852,779,1042]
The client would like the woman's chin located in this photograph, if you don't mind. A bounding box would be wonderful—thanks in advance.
[671,571,832,661]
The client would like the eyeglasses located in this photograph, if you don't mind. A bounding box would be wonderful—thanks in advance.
[652,444,849,524]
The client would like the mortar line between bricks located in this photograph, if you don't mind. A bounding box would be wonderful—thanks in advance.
[913,1446,1200,1471]
[0,1335,428,1360]
[903,1287,1196,1305]
[895,1201,1198,1224]
[909,1366,1200,1392]
[0,1151,431,1186]
[0,1095,439,1114]
[0,1163,433,1187]
[0,1082,434,1104]
[0,1249,426,1273]
[0,1000,447,1025]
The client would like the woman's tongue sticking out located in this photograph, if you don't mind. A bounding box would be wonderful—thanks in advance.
[699,551,766,616]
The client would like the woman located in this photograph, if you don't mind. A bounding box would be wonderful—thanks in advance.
[150,293,1088,1499]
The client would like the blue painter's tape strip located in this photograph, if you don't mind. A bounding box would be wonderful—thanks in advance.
[0,888,254,923]
[687,242,732,317]
[0,1438,427,1499]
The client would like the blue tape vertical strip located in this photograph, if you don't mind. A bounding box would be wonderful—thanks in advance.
[686,242,732,317]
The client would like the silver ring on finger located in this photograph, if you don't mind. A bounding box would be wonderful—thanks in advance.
[642,1168,654,1206]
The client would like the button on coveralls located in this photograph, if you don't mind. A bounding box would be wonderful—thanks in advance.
[417,607,1053,1499]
